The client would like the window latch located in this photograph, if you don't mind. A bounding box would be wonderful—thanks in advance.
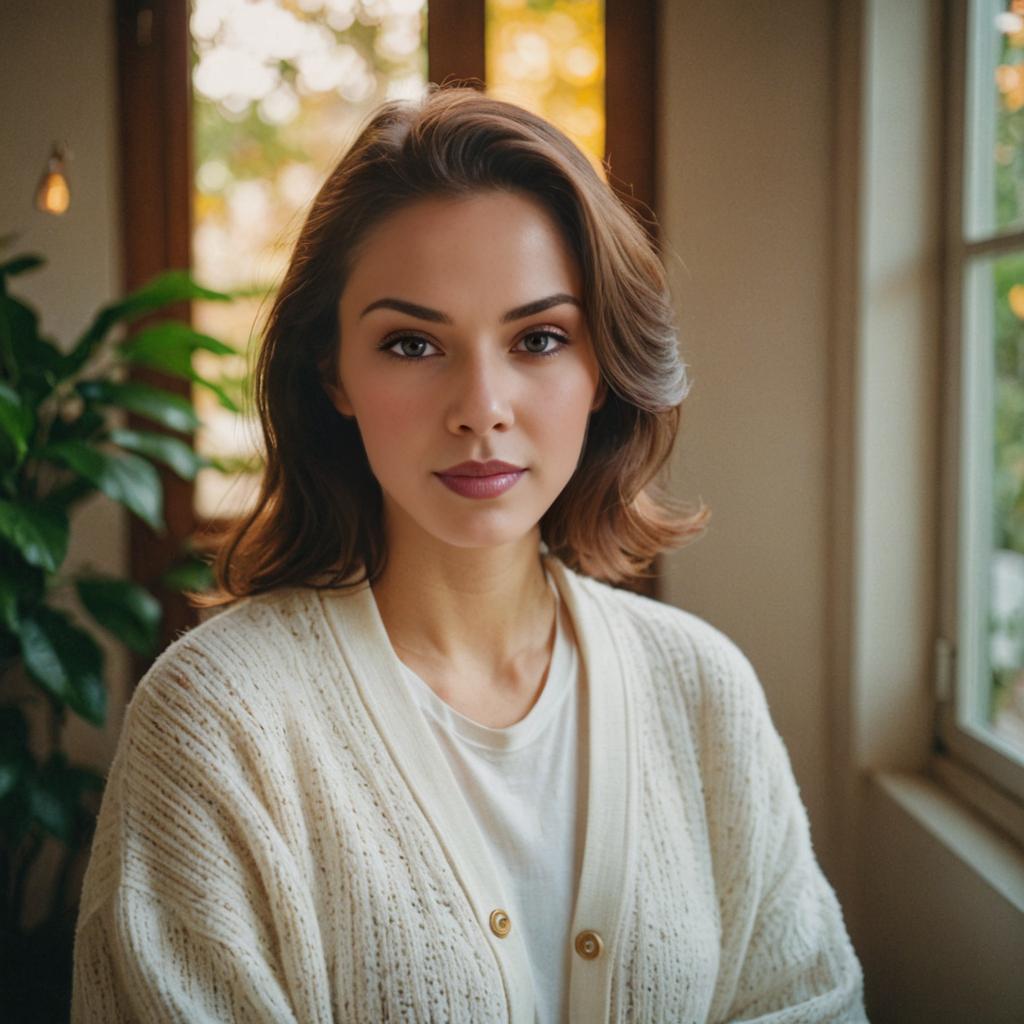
[934,637,955,704]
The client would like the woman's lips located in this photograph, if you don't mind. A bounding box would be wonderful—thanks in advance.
[434,469,526,499]
[437,459,524,476]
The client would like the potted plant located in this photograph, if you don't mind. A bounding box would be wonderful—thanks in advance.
[0,244,237,1021]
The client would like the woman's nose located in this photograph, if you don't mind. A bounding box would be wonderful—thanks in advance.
[444,350,515,436]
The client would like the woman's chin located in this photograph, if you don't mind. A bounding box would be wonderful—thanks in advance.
[410,515,542,554]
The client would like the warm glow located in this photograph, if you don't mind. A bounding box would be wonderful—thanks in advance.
[1008,283,1024,319]
[189,0,428,520]
[35,170,70,215]
[996,63,1020,92]
[485,0,605,178]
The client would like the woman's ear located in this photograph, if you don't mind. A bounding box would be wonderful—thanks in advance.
[323,377,355,418]
[318,346,355,418]
[590,378,608,413]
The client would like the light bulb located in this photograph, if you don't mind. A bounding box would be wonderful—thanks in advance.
[35,145,70,215]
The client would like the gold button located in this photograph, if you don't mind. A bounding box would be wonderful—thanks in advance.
[575,929,603,959]
[489,908,511,937]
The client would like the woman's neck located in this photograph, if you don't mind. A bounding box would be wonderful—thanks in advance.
[370,532,555,682]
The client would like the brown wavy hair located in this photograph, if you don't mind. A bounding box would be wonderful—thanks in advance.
[195,83,709,607]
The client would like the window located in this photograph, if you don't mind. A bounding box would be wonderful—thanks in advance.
[485,0,605,174]
[188,0,431,521]
[939,0,1024,823]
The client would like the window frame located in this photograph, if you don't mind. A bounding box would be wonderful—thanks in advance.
[934,0,1024,846]
[115,0,196,664]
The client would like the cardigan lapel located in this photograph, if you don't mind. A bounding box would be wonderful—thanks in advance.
[316,555,638,1024]
[545,557,640,1022]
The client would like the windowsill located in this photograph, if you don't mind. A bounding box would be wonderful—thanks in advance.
[869,770,1024,914]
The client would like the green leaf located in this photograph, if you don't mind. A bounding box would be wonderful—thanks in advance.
[108,426,211,480]
[193,373,241,413]
[0,759,28,802]
[0,294,67,397]
[0,757,25,803]
[0,757,28,802]
[29,768,77,842]
[0,499,69,572]
[112,269,232,318]
[1,293,40,345]
[161,555,215,593]
[18,606,106,725]
[205,452,263,475]
[0,572,19,633]
[76,575,161,655]
[76,379,199,433]
[68,270,232,373]
[0,381,33,465]
[0,254,45,279]
[119,322,241,413]
[230,281,275,299]
[27,754,105,841]
[121,320,235,367]
[36,440,165,531]
[0,706,30,801]
[0,543,45,608]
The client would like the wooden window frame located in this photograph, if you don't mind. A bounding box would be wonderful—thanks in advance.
[116,0,196,660]
[933,0,1024,845]
[115,0,661,665]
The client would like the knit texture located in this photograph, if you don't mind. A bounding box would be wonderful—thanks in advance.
[71,559,867,1023]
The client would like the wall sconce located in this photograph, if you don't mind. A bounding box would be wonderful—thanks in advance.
[35,143,71,215]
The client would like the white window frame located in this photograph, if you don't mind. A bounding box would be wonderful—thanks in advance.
[936,0,1024,846]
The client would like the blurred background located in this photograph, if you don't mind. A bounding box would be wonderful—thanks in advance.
[1,1,1022,1021]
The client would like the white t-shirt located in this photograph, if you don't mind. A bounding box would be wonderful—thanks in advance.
[397,568,586,1024]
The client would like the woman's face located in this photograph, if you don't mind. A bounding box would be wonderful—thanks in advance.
[329,189,605,554]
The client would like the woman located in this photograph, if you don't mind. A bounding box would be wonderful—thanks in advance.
[71,85,867,1022]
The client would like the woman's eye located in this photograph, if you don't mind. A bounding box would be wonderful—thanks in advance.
[380,335,439,359]
[379,328,568,360]
[515,330,569,357]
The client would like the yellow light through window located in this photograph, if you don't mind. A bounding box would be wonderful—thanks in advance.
[485,0,606,179]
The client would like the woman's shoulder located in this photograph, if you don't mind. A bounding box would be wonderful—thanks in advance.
[565,565,769,717]
[130,586,321,717]
[158,584,310,658]
[568,566,752,664]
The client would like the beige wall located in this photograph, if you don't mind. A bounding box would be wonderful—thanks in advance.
[860,774,1024,1022]
[657,0,834,861]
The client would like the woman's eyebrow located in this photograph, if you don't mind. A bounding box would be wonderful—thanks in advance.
[358,293,582,324]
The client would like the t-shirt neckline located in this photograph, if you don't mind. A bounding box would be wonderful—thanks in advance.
[396,567,575,753]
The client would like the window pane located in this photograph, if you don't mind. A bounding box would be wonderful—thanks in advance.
[966,1,1024,238]
[484,0,605,176]
[959,250,1024,760]
[189,0,428,520]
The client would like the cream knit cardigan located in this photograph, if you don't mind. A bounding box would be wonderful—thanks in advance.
[71,553,868,1023]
